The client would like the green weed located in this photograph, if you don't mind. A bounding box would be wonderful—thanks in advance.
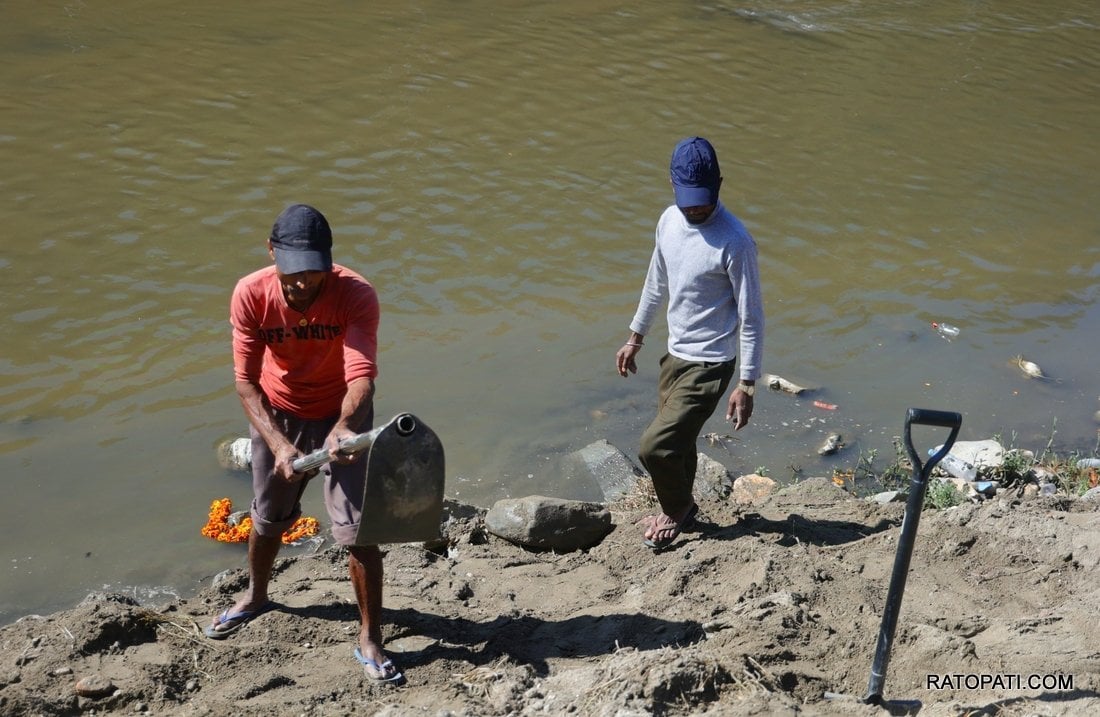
[924,479,965,510]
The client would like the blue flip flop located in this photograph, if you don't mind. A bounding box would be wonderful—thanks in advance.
[354,647,405,685]
[643,503,699,550]
[204,602,272,639]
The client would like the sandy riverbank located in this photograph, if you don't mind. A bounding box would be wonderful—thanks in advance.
[2,474,1099,716]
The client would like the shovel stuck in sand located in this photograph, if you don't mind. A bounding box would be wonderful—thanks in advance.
[826,407,961,714]
[292,412,446,545]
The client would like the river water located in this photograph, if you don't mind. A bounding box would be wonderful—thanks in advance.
[2,1,1098,625]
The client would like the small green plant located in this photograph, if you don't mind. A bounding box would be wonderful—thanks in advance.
[1036,417,1059,467]
[1026,418,1100,496]
[854,448,878,482]
[879,436,911,489]
[992,430,1034,485]
[755,465,770,477]
[924,479,964,510]
[1049,454,1096,496]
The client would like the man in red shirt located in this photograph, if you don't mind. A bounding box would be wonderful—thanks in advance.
[206,204,402,684]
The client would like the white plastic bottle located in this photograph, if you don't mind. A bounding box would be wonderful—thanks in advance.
[932,322,960,339]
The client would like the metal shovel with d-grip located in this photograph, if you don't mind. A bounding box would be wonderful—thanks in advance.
[862,407,961,708]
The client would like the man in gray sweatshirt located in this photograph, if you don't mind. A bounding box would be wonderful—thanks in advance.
[616,136,765,550]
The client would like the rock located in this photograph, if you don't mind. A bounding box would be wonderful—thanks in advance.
[78,592,140,609]
[211,568,240,588]
[695,452,733,499]
[731,474,777,504]
[74,674,115,698]
[1081,486,1100,503]
[558,440,646,503]
[1039,483,1059,497]
[1032,467,1057,483]
[868,490,903,504]
[485,495,612,551]
[945,477,970,493]
[946,439,1005,471]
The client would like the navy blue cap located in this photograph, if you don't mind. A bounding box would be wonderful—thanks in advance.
[670,137,722,208]
[269,204,333,274]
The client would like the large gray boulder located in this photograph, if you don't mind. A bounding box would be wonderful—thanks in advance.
[559,439,646,503]
[941,439,1005,469]
[695,452,734,499]
[485,495,612,551]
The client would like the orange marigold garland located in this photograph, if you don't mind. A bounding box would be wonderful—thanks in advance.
[201,498,319,545]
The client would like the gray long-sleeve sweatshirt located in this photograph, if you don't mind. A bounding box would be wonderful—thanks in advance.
[629,202,764,381]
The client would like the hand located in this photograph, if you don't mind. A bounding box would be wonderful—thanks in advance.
[616,343,641,377]
[727,387,754,430]
[325,427,361,465]
[273,444,306,482]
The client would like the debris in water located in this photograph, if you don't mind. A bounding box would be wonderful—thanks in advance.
[818,433,844,456]
[764,373,809,395]
[1014,355,1050,380]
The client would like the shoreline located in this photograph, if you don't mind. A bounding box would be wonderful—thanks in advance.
[3,455,1099,715]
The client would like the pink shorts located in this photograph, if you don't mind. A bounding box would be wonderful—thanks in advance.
[248,406,373,546]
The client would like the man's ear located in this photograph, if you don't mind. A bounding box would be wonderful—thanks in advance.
[267,239,275,261]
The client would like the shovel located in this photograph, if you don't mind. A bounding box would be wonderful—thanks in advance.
[292,412,446,545]
[863,407,961,706]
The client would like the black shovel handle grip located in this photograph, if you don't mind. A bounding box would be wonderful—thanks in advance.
[906,408,962,429]
[904,408,962,479]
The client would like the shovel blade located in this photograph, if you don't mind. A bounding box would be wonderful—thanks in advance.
[353,413,445,546]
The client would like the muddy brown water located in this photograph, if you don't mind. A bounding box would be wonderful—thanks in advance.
[1,1,1098,624]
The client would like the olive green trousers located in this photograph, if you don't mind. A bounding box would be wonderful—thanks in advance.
[638,353,736,516]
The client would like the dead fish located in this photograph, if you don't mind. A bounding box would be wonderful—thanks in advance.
[818,433,844,456]
[1014,355,1050,380]
[763,373,808,395]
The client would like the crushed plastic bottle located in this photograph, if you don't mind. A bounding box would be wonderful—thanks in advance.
[931,322,960,340]
[928,446,977,481]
